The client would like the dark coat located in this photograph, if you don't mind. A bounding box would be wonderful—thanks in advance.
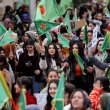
[17,50,40,76]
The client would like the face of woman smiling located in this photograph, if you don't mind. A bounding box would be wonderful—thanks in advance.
[72,44,79,54]
[48,45,56,56]
[97,40,103,52]
[49,82,57,98]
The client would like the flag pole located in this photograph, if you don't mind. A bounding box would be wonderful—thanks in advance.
[0,71,17,110]
[51,100,56,110]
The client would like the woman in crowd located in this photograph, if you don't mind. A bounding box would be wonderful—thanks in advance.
[19,31,36,50]
[17,39,40,76]
[40,68,59,94]
[39,43,62,73]
[69,89,91,110]
[44,79,59,110]
[17,39,42,93]
[64,82,75,110]
[14,76,40,110]
[89,76,110,110]
[93,38,105,78]
[0,54,14,90]
[67,40,94,93]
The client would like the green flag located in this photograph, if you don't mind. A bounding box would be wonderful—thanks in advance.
[51,73,64,110]
[17,90,26,110]
[96,0,102,3]
[0,23,6,37]
[45,31,52,44]
[101,31,110,52]
[83,25,88,45]
[106,0,109,4]
[24,0,30,6]
[105,66,110,81]
[59,0,73,15]
[17,0,23,9]
[58,33,69,48]
[34,20,59,35]
[34,0,61,22]
[64,12,72,33]
[0,71,17,110]
[73,51,86,75]
[104,7,110,19]
[0,71,12,100]
[0,80,9,109]
[0,29,15,46]
[73,8,78,22]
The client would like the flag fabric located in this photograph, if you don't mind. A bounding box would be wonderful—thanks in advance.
[105,66,110,81]
[59,0,73,15]
[64,12,72,33]
[96,0,102,3]
[83,25,88,45]
[0,71,12,99]
[34,0,61,22]
[73,51,86,75]
[5,101,11,110]
[51,73,64,110]
[24,0,30,6]
[0,71,17,110]
[58,33,69,48]
[0,29,15,46]
[105,0,109,4]
[104,7,110,17]
[73,8,78,22]
[45,31,52,44]
[101,31,110,52]
[0,23,6,37]
[16,0,24,9]
[0,80,9,109]
[34,20,59,35]
[17,90,26,110]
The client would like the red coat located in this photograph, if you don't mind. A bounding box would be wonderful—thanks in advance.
[89,88,101,110]
[26,91,37,105]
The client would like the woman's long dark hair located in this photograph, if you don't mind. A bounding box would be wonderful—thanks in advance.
[68,40,84,74]
[45,79,59,110]
[0,54,9,70]
[94,38,104,54]
[46,43,61,69]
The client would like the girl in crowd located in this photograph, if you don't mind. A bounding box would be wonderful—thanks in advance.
[64,82,75,110]
[40,68,59,94]
[20,31,36,51]
[67,40,94,93]
[93,38,105,78]
[39,43,62,73]
[44,79,59,110]
[14,76,40,109]
[69,89,91,110]
[0,54,14,90]
[17,39,42,93]
[17,39,40,77]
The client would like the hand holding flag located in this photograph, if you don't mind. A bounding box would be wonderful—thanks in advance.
[73,51,86,75]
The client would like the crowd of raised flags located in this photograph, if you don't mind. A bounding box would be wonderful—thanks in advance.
[0,0,110,110]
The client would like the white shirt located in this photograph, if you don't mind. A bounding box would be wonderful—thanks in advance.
[64,104,71,110]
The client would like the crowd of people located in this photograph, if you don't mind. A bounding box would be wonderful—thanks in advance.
[0,0,110,110]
